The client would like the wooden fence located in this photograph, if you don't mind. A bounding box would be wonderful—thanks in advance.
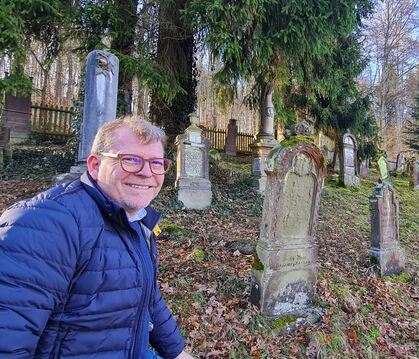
[201,126,255,154]
[31,104,73,137]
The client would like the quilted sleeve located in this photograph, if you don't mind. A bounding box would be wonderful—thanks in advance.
[0,199,80,357]
[149,284,185,359]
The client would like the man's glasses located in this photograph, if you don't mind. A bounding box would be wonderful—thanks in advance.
[101,153,172,175]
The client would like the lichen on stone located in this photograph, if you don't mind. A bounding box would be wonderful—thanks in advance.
[252,251,264,271]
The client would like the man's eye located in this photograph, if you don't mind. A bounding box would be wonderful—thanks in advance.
[122,156,142,164]
[151,160,164,167]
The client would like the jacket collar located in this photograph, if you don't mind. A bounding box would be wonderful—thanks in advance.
[80,172,160,230]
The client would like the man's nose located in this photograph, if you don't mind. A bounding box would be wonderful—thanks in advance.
[137,160,153,177]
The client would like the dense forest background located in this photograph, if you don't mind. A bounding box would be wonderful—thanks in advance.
[0,0,417,158]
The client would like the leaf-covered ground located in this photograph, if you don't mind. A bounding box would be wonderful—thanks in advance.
[1,144,418,359]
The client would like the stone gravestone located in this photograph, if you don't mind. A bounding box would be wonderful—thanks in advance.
[250,141,325,316]
[53,50,119,184]
[360,159,369,177]
[175,113,212,209]
[395,152,404,173]
[369,182,405,277]
[225,118,238,156]
[342,133,360,186]
[3,93,32,143]
[377,156,389,182]
[413,159,419,190]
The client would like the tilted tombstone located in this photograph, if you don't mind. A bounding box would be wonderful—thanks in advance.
[175,113,212,209]
[395,152,404,173]
[369,182,405,277]
[53,50,119,184]
[225,118,238,156]
[342,133,360,186]
[250,141,325,316]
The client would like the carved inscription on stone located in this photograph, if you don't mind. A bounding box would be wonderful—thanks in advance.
[344,147,355,167]
[279,154,315,238]
[185,146,203,177]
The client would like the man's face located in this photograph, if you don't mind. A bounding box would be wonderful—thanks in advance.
[87,127,165,215]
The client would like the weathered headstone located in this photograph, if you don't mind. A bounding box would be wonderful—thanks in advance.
[395,152,404,173]
[413,159,419,190]
[342,133,360,186]
[53,50,119,184]
[225,119,238,156]
[3,93,32,143]
[369,182,405,277]
[250,141,325,316]
[175,113,212,209]
[360,159,369,177]
[377,156,389,182]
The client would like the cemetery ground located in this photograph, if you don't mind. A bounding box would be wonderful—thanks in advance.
[0,143,418,359]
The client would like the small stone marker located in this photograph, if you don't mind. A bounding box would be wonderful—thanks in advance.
[175,113,212,209]
[225,119,238,156]
[395,152,404,173]
[53,50,119,184]
[413,159,419,190]
[250,141,325,316]
[3,93,32,142]
[369,182,405,277]
[377,156,389,182]
[360,159,369,177]
[343,133,360,186]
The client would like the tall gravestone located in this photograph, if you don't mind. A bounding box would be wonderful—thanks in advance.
[412,159,419,190]
[342,133,360,186]
[369,182,405,277]
[175,113,212,209]
[53,50,119,184]
[250,141,325,316]
[225,119,238,156]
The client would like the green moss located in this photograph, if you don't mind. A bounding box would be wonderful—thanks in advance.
[192,248,205,261]
[280,135,315,148]
[270,315,298,330]
[160,221,182,234]
[383,272,410,283]
[252,251,264,271]
[370,255,378,265]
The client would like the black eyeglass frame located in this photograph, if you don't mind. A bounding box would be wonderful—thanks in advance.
[101,152,172,175]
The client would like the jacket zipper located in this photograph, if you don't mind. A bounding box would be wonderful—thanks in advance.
[130,224,153,358]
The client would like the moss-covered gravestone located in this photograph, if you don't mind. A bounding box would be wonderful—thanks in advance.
[343,133,360,186]
[250,140,325,316]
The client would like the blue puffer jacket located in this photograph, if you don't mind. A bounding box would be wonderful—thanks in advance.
[0,172,184,358]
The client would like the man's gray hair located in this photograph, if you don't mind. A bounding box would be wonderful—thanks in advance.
[91,116,166,154]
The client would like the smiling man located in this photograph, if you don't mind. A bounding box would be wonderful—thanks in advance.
[0,117,194,359]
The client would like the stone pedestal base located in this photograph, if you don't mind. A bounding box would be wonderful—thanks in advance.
[369,247,405,277]
[52,164,87,185]
[177,178,212,209]
[250,244,317,316]
[344,174,360,186]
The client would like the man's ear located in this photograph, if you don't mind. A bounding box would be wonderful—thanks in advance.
[87,154,100,180]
